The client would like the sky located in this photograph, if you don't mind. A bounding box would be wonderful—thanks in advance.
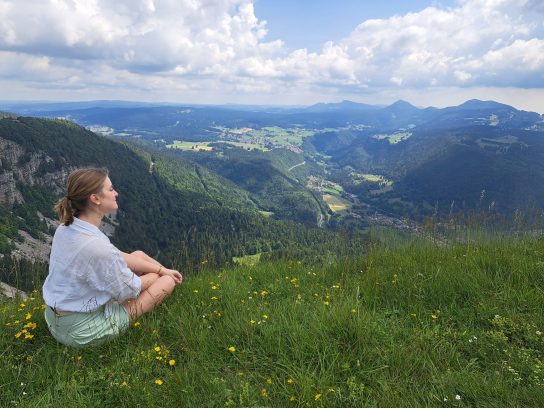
[0,0,543,112]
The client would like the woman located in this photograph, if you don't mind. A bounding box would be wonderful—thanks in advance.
[42,167,183,348]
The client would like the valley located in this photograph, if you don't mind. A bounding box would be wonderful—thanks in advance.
[1,98,544,268]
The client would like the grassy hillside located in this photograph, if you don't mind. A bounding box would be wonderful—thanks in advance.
[1,233,543,406]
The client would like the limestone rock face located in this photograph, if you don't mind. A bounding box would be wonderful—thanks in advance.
[0,135,99,262]
[0,171,23,206]
[0,136,67,206]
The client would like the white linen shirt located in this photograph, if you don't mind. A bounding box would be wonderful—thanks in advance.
[43,217,141,312]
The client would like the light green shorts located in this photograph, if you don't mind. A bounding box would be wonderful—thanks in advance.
[44,302,130,348]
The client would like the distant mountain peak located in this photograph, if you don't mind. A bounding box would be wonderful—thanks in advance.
[457,99,516,111]
[384,100,421,114]
[388,100,416,108]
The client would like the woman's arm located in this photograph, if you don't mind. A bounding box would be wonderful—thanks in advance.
[121,251,164,276]
[122,250,162,275]
[122,250,183,284]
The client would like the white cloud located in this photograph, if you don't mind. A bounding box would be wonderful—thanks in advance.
[0,0,543,110]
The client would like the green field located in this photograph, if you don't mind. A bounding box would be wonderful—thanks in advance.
[259,126,314,146]
[323,194,350,212]
[371,132,412,144]
[2,234,543,406]
[215,126,315,149]
[350,172,393,187]
[166,141,214,151]
[166,140,267,152]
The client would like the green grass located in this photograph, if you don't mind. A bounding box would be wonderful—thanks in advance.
[2,235,544,406]
[166,141,214,151]
[350,172,393,187]
[371,132,412,144]
[323,194,351,213]
[232,253,262,267]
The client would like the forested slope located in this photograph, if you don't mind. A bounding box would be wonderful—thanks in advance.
[0,116,366,289]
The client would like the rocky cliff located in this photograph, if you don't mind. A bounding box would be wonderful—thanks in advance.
[0,136,70,206]
[0,126,117,262]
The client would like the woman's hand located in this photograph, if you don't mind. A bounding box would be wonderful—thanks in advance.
[159,268,183,285]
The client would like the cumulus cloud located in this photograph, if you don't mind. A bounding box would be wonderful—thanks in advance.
[0,0,543,104]
[332,0,544,89]
[0,0,274,71]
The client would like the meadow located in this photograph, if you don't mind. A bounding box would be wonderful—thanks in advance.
[1,231,543,407]
[322,194,350,213]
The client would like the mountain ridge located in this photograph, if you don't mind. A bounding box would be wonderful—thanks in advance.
[2,98,542,117]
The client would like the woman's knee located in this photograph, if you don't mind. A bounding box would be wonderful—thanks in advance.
[158,275,176,294]
[131,250,146,259]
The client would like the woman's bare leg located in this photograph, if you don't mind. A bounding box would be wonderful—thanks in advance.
[139,273,160,291]
[123,275,176,321]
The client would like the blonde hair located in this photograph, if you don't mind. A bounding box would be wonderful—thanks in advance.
[54,168,109,226]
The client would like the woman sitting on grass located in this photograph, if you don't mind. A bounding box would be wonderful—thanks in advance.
[42,167,183,348]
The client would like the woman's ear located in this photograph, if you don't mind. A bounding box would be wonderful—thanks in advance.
[89,193,101,206]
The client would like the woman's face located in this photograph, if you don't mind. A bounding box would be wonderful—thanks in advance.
[96,176,118,214]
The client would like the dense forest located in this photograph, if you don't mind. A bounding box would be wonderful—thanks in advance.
[0,116,367,290]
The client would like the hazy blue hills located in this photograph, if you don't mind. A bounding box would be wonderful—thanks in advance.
[302,100,380,113]
[2,98,541,135]
[2,98,543,223]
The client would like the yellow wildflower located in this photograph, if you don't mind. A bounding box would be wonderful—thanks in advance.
[169,359,176,366]
[154,346,161,352]
[290,395,296,401]
[323,301,330,306]
[154,379,163,385]
[23,322,37,330]
[25,312,32,320]
[260,388,267,397]
[287,378,294,384]
[266,377,273,384]
[228,346,236,352]
[132,321,141,327]
[315,393,322,400]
